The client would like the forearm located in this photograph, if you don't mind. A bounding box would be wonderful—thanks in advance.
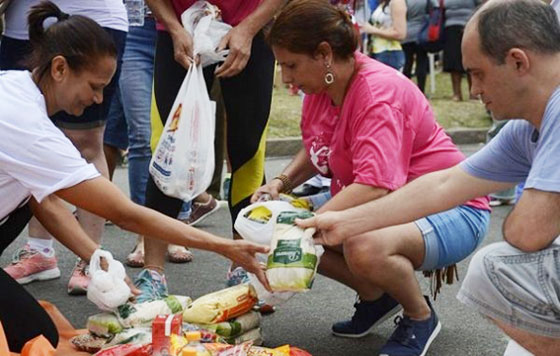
[29,196,98,262]
[316,183,388,213]
[337,166,503,237]
[145,0,183,35]
[279,148,319,190]
[238,0,287,36]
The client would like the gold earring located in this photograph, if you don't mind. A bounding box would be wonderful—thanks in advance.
[324,63,335,85]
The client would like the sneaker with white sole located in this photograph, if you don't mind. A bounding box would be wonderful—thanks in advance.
[67,258,90,295]
[3,244,60,284]
[184,195,220,226]
[379,296,441,356]
[332,293,402,338]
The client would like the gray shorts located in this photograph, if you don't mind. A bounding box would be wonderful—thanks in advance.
[457,238,560,338]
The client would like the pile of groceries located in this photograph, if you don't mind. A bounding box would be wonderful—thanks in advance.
[72,196,321,356]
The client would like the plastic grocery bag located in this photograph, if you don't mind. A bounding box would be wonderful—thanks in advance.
[181,1,232,67]
[235,200,323,305]
[149,62,216,201]
[87,250,131,312]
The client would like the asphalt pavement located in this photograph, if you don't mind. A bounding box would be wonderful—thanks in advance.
[0,144,513,356]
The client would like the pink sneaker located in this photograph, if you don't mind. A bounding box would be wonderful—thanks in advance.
[67,259,90,295]
[3,244,60,284]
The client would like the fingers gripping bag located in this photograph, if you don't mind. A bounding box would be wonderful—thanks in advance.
[181,1,232,67]
[266,210,321,292]
[234,200,323,303]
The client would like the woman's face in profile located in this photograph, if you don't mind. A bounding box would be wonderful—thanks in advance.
[54,55,116,117]
[273,45,328,95]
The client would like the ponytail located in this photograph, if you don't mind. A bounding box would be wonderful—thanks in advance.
[28,1,117,80]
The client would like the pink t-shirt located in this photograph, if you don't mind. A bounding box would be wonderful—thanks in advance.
[301,52,489,211]
[156,0,261,30]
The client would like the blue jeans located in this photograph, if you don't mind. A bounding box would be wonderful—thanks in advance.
[372,50,405,71]
[104,18,156,205]
[415,205,490,270]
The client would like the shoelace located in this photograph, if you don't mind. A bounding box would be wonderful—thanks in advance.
[76,260,89,277]
[391,315,416,345]
[11,248,34,264]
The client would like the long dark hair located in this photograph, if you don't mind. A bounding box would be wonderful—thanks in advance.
[267,0,358,60]
[28,1,117,80]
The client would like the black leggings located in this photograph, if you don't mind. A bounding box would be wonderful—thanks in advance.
[402,42,429,94]
[146,30,275,225]
[0,203,59,352]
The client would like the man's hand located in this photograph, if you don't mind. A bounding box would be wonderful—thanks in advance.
[224,240,271,290]
[215,24,254,78]
[171,29,197,69]
[296,211,347,246]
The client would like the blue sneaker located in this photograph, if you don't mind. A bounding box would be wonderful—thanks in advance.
[134,268,168,303]
[332,293,402,338]
[226,266,250,287]
[379,297,441,356]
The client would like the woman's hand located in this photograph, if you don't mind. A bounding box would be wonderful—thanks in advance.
[250,179,284,203]
[223,240,271,291]
[360,22,378,35]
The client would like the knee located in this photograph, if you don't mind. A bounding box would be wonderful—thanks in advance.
[343,232,388,276]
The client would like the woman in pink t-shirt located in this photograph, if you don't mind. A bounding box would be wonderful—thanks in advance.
[252,1,490,354]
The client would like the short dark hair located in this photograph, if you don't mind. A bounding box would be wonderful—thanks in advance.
[28,1,117,80]
[476,0,560,64]
[267,0,358,59]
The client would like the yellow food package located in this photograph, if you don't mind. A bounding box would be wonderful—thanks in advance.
[183,284,258,324]
[248,346,289,356]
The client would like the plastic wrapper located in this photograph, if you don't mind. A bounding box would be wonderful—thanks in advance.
[266,211,320,292]
[70,333,108,353]
[88,250,131,311]
[87,313,124,337]
[224,328,263,346]
[116,295,191,328]
[104,328,152,348]
[183,284,258,324]
[198,311,261,337]
[93,343,152,356]
[248,346,288,356]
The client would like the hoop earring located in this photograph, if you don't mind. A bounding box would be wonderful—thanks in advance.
[324,71,335,85]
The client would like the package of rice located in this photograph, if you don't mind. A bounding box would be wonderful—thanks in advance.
[266,211,320,292]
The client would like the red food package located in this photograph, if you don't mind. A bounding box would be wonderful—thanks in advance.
[94,343,151,356]
[290,347,312,356]
[152,314,183,356]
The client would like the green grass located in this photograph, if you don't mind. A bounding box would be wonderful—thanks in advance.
[267,68,491,138]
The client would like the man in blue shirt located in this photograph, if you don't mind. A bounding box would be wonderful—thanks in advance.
[298,0,560,354]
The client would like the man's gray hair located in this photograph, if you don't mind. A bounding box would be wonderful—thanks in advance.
[476,0,560,64]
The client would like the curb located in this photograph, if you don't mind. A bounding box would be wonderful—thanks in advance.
[265,127,488,158]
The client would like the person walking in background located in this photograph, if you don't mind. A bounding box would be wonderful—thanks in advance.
[0,0,127,295]
[442,0,480,101]
[401,0,429,93]
[361,0,407,70]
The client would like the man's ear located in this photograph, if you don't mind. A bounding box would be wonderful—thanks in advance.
[506,48,530,75]
[50,55,69,82]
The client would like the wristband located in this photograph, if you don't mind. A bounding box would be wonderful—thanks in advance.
[273,174,294,194]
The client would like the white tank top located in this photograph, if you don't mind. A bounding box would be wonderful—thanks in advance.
[3,0,128,40]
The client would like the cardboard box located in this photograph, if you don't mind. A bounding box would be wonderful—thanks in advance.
[152,314,183,356]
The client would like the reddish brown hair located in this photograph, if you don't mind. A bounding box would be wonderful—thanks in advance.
[267,0,358,59]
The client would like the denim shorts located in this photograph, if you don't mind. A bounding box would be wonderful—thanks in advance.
[372,50,405,71]
[457,239,560,338]
[414,205,490,271]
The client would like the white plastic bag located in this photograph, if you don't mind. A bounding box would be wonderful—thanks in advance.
[234,200,324,305]
[181,1,232,67]
[87,250,131,311]
[149,62,216,201]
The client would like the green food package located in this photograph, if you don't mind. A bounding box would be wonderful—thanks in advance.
[116,295,191,328]
[197,310,261,337]
[266,211,319,292]
[224,327,264,346]
[87,313,123,337]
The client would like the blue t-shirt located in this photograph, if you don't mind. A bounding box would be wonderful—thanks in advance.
[462,87,560,194]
